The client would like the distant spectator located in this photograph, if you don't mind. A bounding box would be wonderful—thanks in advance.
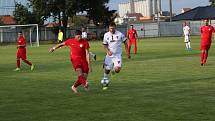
[58,29,63,43]
[82,27,97,61]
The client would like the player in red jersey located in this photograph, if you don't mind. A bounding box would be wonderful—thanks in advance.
[127,25,138,58]
[49,30,91,93]
[15,32,34,71]
[200,19,215,66]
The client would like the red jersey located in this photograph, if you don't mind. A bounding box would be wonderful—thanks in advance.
[128,29,137,39]
[17,36,26,49]
[64,38,90,60]
[200,25,215,45]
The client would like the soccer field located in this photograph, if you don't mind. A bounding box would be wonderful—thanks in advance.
[0,36,215,121]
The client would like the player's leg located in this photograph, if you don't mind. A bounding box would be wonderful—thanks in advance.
[187,36,191,50]
[82,61,90,91]
[20,49,34,70]
[72,68,86,93]
[101,56,112,89]
[15,51,21,71]
[112,54,122,73]
[203,45,210,65]
[203,50,208,65]
[102,56,112,79]
[200,48,205,66]
[128,39,132,58]
[184,36,189,50]
[187,42,191,50]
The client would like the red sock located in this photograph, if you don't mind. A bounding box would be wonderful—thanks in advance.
[79,75,87,86]
[73,75,87,88]
[203,52,208,64]
[17,59,20,68]
[23,59,32,66]
[200,51,204,64]
[128,45,131,56]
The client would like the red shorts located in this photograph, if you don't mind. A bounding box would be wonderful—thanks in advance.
[201,44,211,50]
[71,59,89,74]
[16,48,26,60]
[129,39,136,46]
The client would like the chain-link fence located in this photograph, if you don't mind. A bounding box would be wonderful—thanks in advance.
[1,21,215,44]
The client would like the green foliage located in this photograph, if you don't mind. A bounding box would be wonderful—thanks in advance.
[27,0,115,27]
[13,2,41,25]
[69,16,88,26]
[0,18,4,25]
[210,0,215,6]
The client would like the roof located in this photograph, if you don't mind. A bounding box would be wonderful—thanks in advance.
[126,13,143,18]
[181,8,191,13]
[0,15,16,25]
[172,6,215,21]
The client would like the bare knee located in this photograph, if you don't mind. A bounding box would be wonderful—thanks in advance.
[115,67,121,73]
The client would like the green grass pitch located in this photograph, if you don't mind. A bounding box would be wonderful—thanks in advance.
[0,36,215,121]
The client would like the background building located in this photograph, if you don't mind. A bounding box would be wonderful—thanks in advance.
[118,0,161,19]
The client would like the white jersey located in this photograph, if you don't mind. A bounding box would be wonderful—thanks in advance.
[82,32,87,39]
[103,30,126,55]
[183,25,190,36]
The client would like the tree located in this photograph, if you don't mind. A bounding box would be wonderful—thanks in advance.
[85,0,116,26]
[210,0,215,6]
[13,2,40,25]
[30,0,115,25]
[14,3,31,24]
[0,18,4,25]
[18,0,115,28]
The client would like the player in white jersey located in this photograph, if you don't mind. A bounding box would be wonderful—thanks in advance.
[183,22,192,50]
[101,22,129,90]
[81,27,97,61]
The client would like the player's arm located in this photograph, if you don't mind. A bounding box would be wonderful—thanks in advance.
[85,48,92,72]
[17,38,26,48]
[189,27,191,35]
[103,34,112,56]
[135,30,138,38]
[17,44,26,48]
[103,44,112,56]
[49,42,65,53]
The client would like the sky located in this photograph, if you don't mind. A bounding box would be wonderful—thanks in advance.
[108,0,211,14]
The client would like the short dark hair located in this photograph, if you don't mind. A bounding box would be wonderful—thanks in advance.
[130,25,133,26]
[75,30,82,35]
[109,22,116,27]
[18,31,22,34]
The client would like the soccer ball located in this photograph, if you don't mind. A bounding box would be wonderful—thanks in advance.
[101,78,110,87]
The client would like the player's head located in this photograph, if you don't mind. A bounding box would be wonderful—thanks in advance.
[183,22,187,26]
[18,31,23,37]
[74,30,82,41]
[59,29,62,32]
[130,25,134,29]
[109,22,116,34]
[204,19,209,25]
[81,27,86,32]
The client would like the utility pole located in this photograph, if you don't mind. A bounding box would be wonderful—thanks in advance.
[169,0,173,22]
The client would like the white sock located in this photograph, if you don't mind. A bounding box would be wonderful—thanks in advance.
[188,42,191,49]
[90,52,95,56]
[185,43,189,49]
[104,73,109,79]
